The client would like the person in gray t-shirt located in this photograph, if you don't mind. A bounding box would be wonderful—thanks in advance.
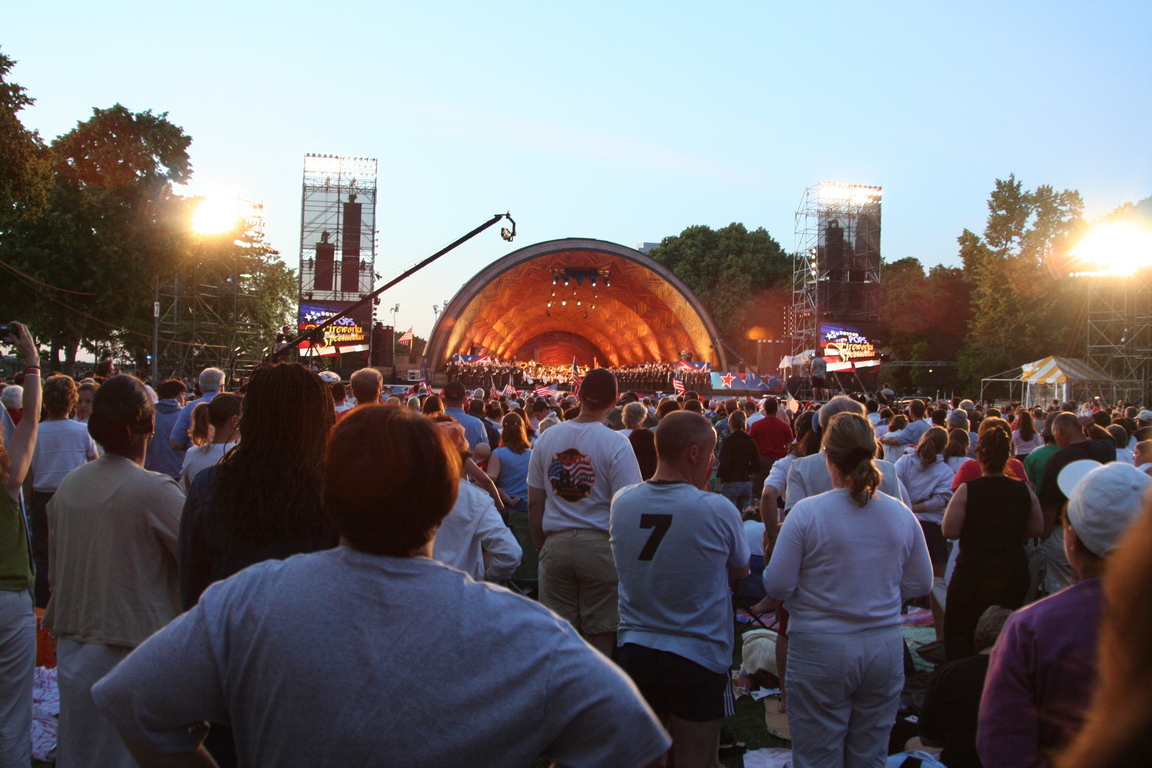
[93,406,669,768]
[611,412,750,768]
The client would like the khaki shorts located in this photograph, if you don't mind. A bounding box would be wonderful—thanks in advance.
[538,528,619,636]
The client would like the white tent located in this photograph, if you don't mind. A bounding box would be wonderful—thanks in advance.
[981,356,1115,407]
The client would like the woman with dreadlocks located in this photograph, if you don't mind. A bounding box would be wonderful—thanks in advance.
[177,363,337,767]
[178,363,337,610]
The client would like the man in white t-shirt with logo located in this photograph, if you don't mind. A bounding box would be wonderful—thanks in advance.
[611,411,750,767]
[528,369,642,656]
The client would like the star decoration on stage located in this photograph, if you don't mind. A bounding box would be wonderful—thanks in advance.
[720,372,736,388]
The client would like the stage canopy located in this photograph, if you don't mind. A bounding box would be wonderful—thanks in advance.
[425,238,726,370]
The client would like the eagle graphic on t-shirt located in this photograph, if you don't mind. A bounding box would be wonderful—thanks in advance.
[548,448,596,502]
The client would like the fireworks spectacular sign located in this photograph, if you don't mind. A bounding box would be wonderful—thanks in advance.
[820,323,880,371]
[298,301,371,355]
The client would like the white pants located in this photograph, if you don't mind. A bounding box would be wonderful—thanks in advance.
[56,639,137,768]
[787,627,904,768]
[0,589,34,768]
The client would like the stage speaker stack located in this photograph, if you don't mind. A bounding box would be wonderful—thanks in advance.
[372,324,394,367]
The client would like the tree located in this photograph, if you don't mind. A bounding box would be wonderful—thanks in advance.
[0,105,193,371]
[878,258,971,394]
[956,176,1083,392]
[647,223,793,364]
[0,49,51,224]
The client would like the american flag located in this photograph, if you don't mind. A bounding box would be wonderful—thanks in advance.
[570,357,582,397]
[502,378,516,397]
[489,384,498,400]
[421,379,433,396]
[397,327,414,346]
[535,383,556,398]
[672,375,685,395]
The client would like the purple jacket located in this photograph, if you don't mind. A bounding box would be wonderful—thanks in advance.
[977,578,1102,768]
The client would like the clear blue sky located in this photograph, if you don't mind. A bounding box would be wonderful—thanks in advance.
[6,1,1151,339]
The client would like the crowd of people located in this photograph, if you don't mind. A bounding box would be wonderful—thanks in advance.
[1,320,1151,768]
[446,358,711,393]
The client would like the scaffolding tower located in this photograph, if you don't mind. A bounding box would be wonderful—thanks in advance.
[1085,271,1152,402]
[788,183,882,357]
[154,198,264,381]
[298,155,378,304]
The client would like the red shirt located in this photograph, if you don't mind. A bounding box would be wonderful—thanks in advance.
[748,415,793,459]
[951,458,1027,491]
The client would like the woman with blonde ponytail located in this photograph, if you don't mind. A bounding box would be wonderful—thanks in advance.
[762,412,933,768]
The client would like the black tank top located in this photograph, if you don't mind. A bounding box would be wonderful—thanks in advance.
[959,476,1032,557]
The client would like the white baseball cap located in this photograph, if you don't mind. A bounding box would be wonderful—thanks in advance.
[1060,461,1151,557]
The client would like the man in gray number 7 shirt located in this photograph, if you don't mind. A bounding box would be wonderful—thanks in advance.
[92,406,669,768]
[611,411,750,768]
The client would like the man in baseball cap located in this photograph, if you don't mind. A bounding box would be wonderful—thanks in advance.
[979,461,1151,767]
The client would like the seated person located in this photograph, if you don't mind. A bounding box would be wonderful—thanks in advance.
[920,606,1013,768]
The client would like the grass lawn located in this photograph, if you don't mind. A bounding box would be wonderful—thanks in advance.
[722,621,790,767]
[528,618,786,768]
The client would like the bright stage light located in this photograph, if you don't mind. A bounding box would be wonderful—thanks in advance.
[191,198,242,235]
[817,182,882,205]
[1068,221,1152,277]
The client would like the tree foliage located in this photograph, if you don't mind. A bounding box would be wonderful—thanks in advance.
[647,223,792,363]
[879,258,971,393]
[0,105,193,370]
[956,175,1084,390]
[0,49,51,224]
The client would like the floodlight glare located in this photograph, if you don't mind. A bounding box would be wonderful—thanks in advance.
[817,182,882,205]
[1068,221,1152,277]
[191,198,242,235]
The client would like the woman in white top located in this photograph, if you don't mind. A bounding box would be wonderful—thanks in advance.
[180,393,241,492]
[894,426,955,638]
[1010,409,1044,461]
[763,412,933,768]
[882,413,909,464]
[30,374,98,607]
[1109,424,1135,464]
[944,428,970,473]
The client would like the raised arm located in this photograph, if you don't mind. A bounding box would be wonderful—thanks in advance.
[941,482,968,540]
[463,457,505,516]
[4,323,40,499]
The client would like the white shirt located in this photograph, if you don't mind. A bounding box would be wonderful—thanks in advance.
[784,450,912,511]
[743,519,766,557]
[180,443,235,491]
[1011,430,1044,457]
[764,454,798,495]
[763,489,933,634]
[433,480,521,581]
[893,453,955,525]
[527,420,642,534]
[30,420,98,491]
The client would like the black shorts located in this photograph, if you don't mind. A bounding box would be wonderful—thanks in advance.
[919,520,949,566]
[617,643,734,722]
[811,377,826,387]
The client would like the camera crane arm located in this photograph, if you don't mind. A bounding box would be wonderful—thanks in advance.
[270,211,516,362]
